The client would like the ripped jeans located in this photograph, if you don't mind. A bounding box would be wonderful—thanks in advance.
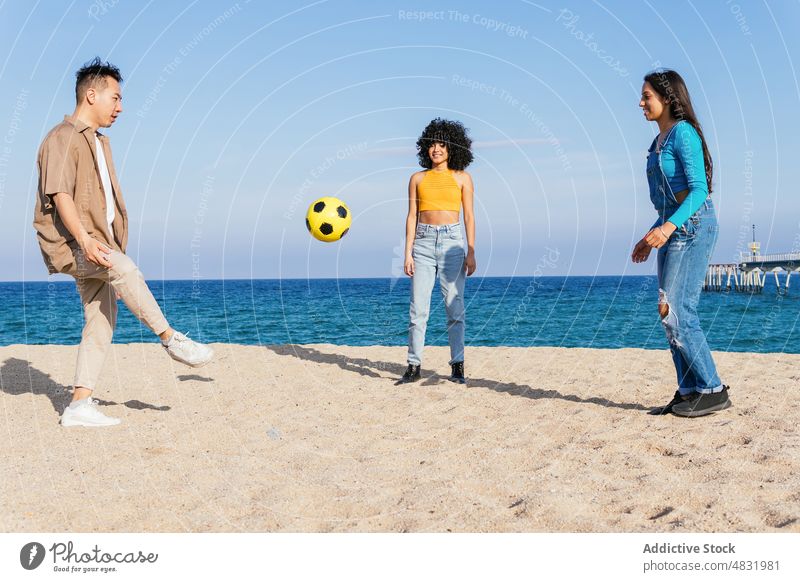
[656,200,722,395]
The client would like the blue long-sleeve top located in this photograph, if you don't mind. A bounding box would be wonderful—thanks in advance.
[650,120,709,229]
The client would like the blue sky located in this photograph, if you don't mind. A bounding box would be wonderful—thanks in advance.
[1,0,798,281]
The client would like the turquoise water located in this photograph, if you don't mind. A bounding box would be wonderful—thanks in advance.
[1,276,798,353]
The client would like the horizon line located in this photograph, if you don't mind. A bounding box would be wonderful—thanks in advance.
[2,273,661,283]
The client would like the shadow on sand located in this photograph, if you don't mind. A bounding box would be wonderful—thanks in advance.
[0,357,171,415]
[265,344,649,412]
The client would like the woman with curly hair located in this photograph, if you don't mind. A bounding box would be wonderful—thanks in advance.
[398,118,476,385]
[632,69,731,417]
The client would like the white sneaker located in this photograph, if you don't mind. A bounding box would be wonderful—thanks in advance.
[163,331,214,367]
[61,398,121,427]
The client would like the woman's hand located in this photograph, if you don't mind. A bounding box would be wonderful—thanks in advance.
[465,249,476,276]
[404,254,415,277]
[631,238,652,263]
[643,222,676,249]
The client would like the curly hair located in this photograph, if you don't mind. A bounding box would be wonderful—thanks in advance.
[416,118,474,170]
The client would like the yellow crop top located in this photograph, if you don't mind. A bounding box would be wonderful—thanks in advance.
[417,170,462,212]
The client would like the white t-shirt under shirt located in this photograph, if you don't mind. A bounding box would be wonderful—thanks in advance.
[94,134,115,239]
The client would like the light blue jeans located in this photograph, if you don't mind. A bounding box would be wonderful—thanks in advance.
[656,200,723,395]
[407,222,466,366]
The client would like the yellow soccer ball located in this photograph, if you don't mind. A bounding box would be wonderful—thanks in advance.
[305,197,352,242]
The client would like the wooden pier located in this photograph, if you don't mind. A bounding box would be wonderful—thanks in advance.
[705,252,800,293]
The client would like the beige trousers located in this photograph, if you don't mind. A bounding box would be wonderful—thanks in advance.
[66,250,169,390]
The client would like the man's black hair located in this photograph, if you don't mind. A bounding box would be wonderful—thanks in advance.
[75,57,122,103]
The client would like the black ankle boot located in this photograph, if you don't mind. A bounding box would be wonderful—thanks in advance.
[449,362,465,384]
[398,364,421,384]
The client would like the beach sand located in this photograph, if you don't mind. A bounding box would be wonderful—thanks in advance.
[1,343,798,533]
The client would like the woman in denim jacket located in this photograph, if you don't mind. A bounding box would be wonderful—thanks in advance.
[397,118,477,385]
[632,69,731,417]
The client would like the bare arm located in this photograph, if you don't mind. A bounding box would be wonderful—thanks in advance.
[404,173,420,276]
[461,172,476,276]
[52,192,112,267]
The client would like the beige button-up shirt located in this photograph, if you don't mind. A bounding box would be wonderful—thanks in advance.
[33,115,128,274]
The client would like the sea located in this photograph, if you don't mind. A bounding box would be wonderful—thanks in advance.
[1,276,798,353]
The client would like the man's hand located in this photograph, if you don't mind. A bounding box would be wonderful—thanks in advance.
[80,235,112,268]
[52,192,113,268]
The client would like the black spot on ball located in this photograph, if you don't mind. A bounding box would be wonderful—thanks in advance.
[305,218,311,232]
[337,205,347,219]
[340,228,349,239]
[320,223,333,235]
[313,201,326,213]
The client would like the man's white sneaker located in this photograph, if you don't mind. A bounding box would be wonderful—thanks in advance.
[61,398,121,427]
[163,331,214,367]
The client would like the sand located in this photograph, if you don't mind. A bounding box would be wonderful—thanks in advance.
[1,343,798,532]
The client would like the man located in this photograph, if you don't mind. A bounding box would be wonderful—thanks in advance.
[34,57,213,427]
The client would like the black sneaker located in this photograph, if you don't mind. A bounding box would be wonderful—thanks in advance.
[648,390,689,415]
[449,362,466,384]
[397,364,421,384]
[672,386,732,417]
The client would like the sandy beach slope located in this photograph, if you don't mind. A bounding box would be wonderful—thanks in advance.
[1,344,798,532]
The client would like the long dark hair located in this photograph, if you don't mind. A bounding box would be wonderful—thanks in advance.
[644,69,713,192]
